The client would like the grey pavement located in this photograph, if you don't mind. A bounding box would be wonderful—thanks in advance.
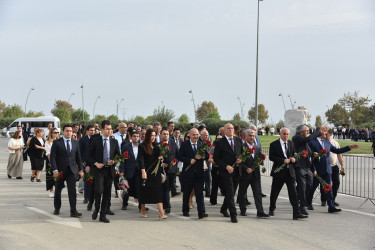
[0,137,374,250]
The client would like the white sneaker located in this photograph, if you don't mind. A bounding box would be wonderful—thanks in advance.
[49,192,54,198]
[117,190,123,202]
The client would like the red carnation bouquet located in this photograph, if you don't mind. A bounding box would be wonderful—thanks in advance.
[317,148,327,162]
[185,141,209,171]
[231,145,253,169]
[114,151,130,164]
[253,152,266,170]
[54,171,63,181]
[83,172,94,184]
[148,142,170,175]
[340,170,345,176]
[315,174,332,193]
[273,150,308,174]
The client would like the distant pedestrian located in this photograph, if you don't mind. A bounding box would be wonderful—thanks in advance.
[7,130,25,179]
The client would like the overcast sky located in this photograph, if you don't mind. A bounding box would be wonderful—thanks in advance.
[0,0,374,125]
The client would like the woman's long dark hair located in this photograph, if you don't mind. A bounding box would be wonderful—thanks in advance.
[143,128,156,155]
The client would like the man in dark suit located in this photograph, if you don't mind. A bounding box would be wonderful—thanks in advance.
[86,120,120,223]
[292,124,320,214]
[178,128,208,219]
[119,131,140,210]
[238,129,269,218]
[307,126,358,213]
[170,128,182,196]
[249,124,266,198]
[79,125,95,204]
[50,124,83,217]
[86,131,101,211]
[269,127,307,220]
[213,123,243,223]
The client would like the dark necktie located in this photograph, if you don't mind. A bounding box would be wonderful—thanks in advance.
[67,140,71,153]
[284,142,288,157]
[121,135,124,142]
[103,139,109,163]
[193,144,197,154]
[230,138,235,152]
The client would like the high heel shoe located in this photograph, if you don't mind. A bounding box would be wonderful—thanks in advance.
[159,214,167,219]
[141,213,148,218]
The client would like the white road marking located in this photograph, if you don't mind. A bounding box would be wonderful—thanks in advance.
[26,206,82,228]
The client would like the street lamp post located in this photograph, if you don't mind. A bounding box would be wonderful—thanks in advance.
[237,96,245,120]
[287,94,295,109]
[116,98,124,117]
[24,87,35,116]
[279,93,286,112]
[189,90,197,122]
[254,0,263,127]
[68,92,75,103]
[81,84,85,121]
[93,96,101,119]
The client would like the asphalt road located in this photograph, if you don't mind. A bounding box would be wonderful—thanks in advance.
[0,137,374,250]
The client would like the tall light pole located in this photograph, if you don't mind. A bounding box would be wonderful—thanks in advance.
[24,87,34,116]
[189,90,197,122]
[81,84,85,121]
[116,98,124,117]
[287,94,295,109]
[254,0,263,127]
[237,96,245,120]
[279,93,286,112]
[68,92,75,103]
[93,96,101,119]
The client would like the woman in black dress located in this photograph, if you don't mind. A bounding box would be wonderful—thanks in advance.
[29,128,45,182]
[138,128,167,219]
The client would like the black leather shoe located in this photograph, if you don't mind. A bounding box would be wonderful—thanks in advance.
[16,177,23,180]
[293,213,308,220]
[268,208,275,216]
[8,174,11,179]
[321,201,326,207]
[328,207,342,213]
[261,193,267,198]
[183,212,190,217]
[165,208,171,214]
[53,209,60,215]
[92,210,98,220]
[300,210,309,216]
[71,211,82,218]
[240,211,247,216]
[257,212,270,218]
[246,200,251,206]
[83,198,89,204]
[121,205,127,210]
[87,203,93,211]
[210,201,217,206]
[198,213,208,219]
[171,192,181,197]
[334,202,340,206]
[230,215,238,223]
[307,205,314,210]
[205,193,210,198]
[106,210,115,215]
[99,216,110,223]
[221,210,230,217]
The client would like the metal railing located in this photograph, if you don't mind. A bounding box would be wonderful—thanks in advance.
[260,146,375,207]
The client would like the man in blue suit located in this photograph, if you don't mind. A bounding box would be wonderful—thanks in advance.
[119,131,140,210]
[307,126,358,213]
[178,128,209,219]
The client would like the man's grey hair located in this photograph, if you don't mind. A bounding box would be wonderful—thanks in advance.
[153,122,161,127]
[200,129,209,136]
[245,129,256,136]
[249,124,257,130]
[297,124,308,133]
[280,127,290,134]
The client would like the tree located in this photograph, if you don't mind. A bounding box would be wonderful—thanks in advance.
[276,120,284,129]
[297,106,311,122]
[71,109,90,122]
[3,104,24,118]
[107,114,119,125]
[178,114,190,123]
[233,113,241,121]
[53,108,71,123]
[51,100,73,114]
[338,91,371,125]
[325,104,350,126]
[206,110,221,120]
[133,116,145,122]
[145,115,155,123]
[153,105,175,125]
[94,114,106,121]
[0,100,6,116]
[247,104,269,125]
[315,115,322,127]
[26,111,44,117]
[196,101,218,122]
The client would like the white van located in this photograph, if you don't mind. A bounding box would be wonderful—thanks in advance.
[2,116,60,137]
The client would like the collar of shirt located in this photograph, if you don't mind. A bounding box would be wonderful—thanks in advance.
[279,139,288,157]
[225,135,233,145]
[190,140,198,147]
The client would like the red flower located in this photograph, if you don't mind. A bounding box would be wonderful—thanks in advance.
[205,140,212,147]
[59,172,63,179]
[173,158,177,163]
[301,150,308,158]
[180,139,183,142]
[340,170,345,176]
[252,146,256,151]
[208,152,211,156]
[260,153,266,160]
[169,146,173,150]
[87,178,93,184]
[124,151,130,158]
[246,145,250,151]
[121,153,126,158]
[321,148,327,155]
[163,142,169,147]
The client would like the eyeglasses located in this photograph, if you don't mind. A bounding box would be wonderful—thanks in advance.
[53,132,59,134]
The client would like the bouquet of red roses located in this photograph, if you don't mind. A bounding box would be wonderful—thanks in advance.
[83,172,94,184]
[317,148,327,162]
[114,151,130,164]
[253,153,266,170]
[185,141,210,171]
[315,174,332,193]
[54,172,63,181]
[340,170,345,176]
[273,150,308,174]
[149,142,170,175]
[231,145,253,168]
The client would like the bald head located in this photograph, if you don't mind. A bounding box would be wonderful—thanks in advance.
[118,122,128,134]
[224,123,234,138]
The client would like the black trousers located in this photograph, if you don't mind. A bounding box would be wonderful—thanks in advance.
[54,167,77,213]
[182,176,205,214]
[269,171,299,215]
[238,173,264,213]
[321,165,340,202]
[210,167,223,204]
[162,175,171,209]
[168,173,177,195]
[220,173,239,215]
[94,167,113,216]
[295,167,313,209]
[204,163,211,195]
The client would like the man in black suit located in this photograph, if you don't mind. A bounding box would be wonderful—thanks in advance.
[79,125,95,204]
[213,123,243,223]
[50,124,83,217]
[178,128,208,219]
[170,128,182,196]
[238,129,269,218]
[292,124,320,214]
[269,127,307,220]
[86,120,120,223]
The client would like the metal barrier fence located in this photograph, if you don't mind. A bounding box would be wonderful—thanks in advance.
[260,146,375,207]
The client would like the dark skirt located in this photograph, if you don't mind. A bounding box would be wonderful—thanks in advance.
[30,156,44,171]
[45,158,54,191]
[139,173,163,204]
